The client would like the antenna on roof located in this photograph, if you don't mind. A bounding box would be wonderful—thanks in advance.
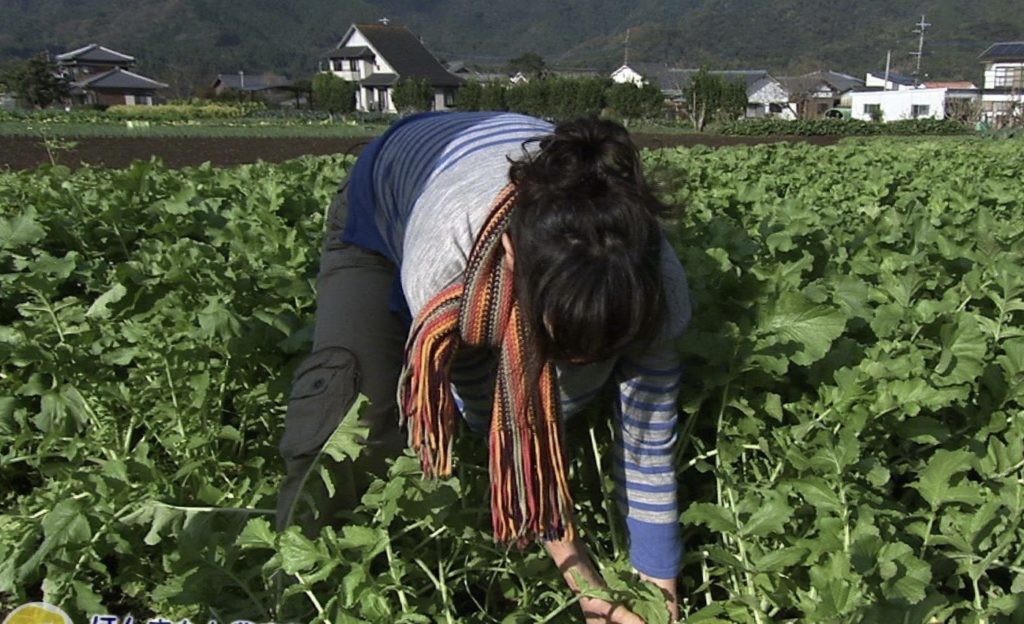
[378,17,391,26]
[909,14,930,85]
[624,28,630,66]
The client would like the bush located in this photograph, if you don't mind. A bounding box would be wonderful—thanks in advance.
[719,117,972,136]
[311,73,357,117]
[392,77,434,113]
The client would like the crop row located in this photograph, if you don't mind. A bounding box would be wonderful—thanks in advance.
[2,138,1023,622]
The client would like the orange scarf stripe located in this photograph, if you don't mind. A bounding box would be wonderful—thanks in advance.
[399,184,576,545]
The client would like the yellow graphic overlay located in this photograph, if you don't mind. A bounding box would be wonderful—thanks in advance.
[2,603,72,624]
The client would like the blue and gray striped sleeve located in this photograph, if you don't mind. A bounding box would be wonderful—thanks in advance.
[613,348,684,579]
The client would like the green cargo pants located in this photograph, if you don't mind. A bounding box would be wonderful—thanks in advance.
[275,181,407,535]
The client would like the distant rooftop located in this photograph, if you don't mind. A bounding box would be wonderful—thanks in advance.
[74,67,167,91]
[57,44,135,65]
[979,42,1024,61]
[868,71,915,86]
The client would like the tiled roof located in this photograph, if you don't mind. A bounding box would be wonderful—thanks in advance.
[57,44,134,65]
[75,68,167,91]
[352,24,463,87]
[779,70,864,95]
[923,81,977,89]
[979,42,1024,61]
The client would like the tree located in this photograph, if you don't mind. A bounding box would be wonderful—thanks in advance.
[606,82,664,125]
[456,81,482,111]
[392,77,434,113]
[1,53,68,108]
[311,73,356,119]
[507,53,546,78]
[684,68,748,131]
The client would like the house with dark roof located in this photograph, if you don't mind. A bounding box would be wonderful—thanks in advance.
[446,62,508,84]
[56,44,167,106]
[778,70,865,118]
[326,24,463,113]
[979,41,1024,124]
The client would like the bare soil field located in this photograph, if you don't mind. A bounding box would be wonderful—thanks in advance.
[0,134,842,171]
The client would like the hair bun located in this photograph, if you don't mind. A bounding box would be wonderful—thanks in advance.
[531,117,645,195]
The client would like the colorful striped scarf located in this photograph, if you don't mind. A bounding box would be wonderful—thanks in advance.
[398,184,576,545]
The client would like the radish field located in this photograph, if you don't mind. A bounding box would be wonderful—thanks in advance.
[1,139,1023,623]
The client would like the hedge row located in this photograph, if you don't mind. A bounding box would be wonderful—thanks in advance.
[719,117,972,136]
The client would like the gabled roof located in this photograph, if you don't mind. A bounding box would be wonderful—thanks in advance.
[979,42,1024,62]
[74,68,167,91]
[56,44,134,65]
[345,24,463,88]
[213,73,289,91]
[328,46,375,60]
[779,70,864,96]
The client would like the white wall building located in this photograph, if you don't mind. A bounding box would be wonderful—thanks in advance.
[747,76,796,119]
[610,64,645,86]
[849,87,979,122]
[978,42,1024,125]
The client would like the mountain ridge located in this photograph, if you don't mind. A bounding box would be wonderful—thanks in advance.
[1,0,1020,96]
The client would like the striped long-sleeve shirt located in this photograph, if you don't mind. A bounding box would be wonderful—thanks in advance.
[342,111,692,579]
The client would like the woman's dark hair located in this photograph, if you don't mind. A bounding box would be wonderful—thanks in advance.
[507,117,668,364]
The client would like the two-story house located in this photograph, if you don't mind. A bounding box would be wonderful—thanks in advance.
[56,44,167,107]
[979,42,1024,124]
[326,24,462,114]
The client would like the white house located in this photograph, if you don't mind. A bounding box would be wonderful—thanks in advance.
[978,42,1024,125]
[610,64,645,86]
[747,75,795,119]
[326,23,462,114]
[849,87,979,122]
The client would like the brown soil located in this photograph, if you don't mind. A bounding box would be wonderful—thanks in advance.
[0,134,842,171]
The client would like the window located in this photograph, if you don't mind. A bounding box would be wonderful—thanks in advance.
[911,104,930,118]
[332,60,343,72]
[349,59,358,72]
[993,66,1024,88]
[863,103,880,115]
[983,100,1014,113]
[768,103,783,113]
[443,89,455,107]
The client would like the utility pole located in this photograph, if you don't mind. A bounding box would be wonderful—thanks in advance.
[909,15,930,85]
[884,50,891,89]
[624,28,630,66]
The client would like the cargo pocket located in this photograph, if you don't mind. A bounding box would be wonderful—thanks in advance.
[279,347,361,460]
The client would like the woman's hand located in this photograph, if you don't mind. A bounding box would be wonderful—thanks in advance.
[543,538,650,623]
[638,573,678,622]
[579,596,646,623]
